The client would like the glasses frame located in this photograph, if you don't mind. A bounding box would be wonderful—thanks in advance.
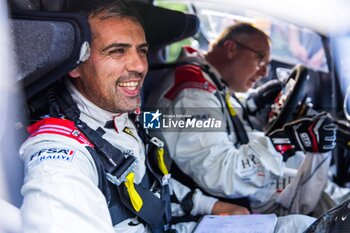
[232,40,267,68]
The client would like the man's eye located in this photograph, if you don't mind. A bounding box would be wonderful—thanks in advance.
[108,48,125,54]
[257,53,264,61]
[139,48,148,55]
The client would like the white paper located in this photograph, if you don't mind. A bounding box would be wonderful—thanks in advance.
[193,214,278,233]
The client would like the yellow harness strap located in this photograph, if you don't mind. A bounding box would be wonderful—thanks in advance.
[124,172,143,212]
[156,147,169,175]
[225,92,237,117]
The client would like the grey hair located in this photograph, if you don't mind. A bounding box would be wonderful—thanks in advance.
[212,22,270,48]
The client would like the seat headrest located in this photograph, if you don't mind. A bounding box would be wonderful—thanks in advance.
[130,1,200,51]
[11,10,91,99]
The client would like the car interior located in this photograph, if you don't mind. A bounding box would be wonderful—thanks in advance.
[2,0,350,232]
[2,1,201,232]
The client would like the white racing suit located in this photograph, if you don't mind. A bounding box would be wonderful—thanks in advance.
[145,46,332,216]
[19,81,219,233]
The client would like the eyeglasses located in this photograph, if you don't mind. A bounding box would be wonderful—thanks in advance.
[232,40,268,68]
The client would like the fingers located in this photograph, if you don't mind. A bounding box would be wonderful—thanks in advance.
[317,115,336,133]
[313,115,336,152]
[231,206,251,215]
[311,111,330,118]
[270,112,337,154]
[211,201,251,216]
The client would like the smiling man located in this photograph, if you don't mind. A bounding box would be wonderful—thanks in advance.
[69,15,148,113]
[18,1,252,233]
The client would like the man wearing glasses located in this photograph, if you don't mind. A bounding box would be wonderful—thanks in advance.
[206,24,269,93]
[146,23,336,217]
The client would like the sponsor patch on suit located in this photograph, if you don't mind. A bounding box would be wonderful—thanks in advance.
[28,148,75,166]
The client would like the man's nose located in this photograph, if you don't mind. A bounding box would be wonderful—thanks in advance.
[126,50,147,73]
[257,64,269,77]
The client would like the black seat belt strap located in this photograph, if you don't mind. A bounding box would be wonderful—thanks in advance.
[117,183,166,229]
[130,114,173,230]
[200,65,249,145]
[55,87,136,184]
[52,85,170,230]
[150,62,249,145]
[231,94,255,130]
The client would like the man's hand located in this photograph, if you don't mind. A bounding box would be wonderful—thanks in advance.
[211,201,250,215]
[269,112,336,156]
[246,79,283,115]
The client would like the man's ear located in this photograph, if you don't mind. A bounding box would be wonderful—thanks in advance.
[223,40,237,59]
[69,67,81,78]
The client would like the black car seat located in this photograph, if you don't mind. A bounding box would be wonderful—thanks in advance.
[6,0,198,208]
[136,2,253,210]
[11,10,91,122]
[0,2,91,232]
[131,1,200,104]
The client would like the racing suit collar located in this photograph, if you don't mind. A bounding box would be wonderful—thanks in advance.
[205,62,227,89]
[67,80,128,131]
[180,47,226,89]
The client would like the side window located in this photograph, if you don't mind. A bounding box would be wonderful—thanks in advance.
[156,1,328,72]
[154,1,198,62]
[270,23,328,72]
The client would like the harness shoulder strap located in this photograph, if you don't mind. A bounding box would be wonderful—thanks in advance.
[231,94,255,130]
[129,114,173,226]
[150,62,249,145]
[47,84,172,232]
[164,64,217,100]
[200,65,249,145]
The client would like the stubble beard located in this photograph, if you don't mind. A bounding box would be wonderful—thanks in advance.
[105,92,141,113]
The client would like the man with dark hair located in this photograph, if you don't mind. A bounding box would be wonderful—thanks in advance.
[147,22,336,216]
[19,1,249,232]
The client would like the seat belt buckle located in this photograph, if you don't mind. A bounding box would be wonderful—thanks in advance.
[150,137,164,148]
[162,174,171,186]
[106,159,137,186]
